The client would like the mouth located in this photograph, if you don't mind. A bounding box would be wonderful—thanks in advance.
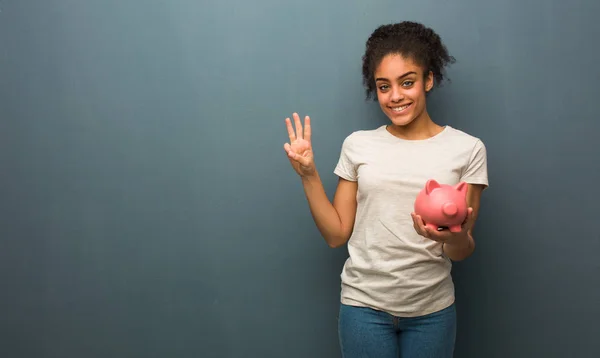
[389,103,412,113]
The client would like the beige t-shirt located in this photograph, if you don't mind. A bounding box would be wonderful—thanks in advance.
[334,124,489,317]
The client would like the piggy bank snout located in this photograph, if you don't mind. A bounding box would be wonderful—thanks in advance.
[442,202,458,216]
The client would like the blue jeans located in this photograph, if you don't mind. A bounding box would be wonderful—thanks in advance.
[338,303,456,358]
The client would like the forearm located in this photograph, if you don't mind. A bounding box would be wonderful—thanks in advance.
[444,183,483,261]
[301,172,347,247]
[443,232,475,261]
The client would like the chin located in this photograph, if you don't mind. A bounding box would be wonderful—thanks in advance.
[386,110,416,127]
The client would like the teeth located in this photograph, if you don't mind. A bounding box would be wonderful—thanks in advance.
[392,104,410,112]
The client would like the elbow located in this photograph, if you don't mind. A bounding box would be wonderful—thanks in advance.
[448,254,470,262]
[328,241,344,249]
[326,234,350,248]
[322,223,352,248]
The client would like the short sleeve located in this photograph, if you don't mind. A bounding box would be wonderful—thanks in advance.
[334,135,358,181]
[461,139,489,188]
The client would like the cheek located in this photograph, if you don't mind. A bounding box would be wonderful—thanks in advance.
[408,87,426,102]
[376,91,389,104]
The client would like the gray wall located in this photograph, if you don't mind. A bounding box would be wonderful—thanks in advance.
[1,0,598,357]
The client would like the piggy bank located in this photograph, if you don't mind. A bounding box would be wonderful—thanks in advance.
[414,179,468,232]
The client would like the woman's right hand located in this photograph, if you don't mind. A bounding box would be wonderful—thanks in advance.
[284,113,316,178]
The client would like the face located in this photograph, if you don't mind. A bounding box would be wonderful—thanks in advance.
[374,54,433,127]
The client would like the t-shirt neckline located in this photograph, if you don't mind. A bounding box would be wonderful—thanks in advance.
[379,124,451,143]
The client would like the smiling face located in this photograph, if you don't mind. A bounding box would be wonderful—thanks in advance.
[374,54,434,127]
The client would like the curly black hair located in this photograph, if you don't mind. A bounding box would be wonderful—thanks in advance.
[362,21,456,100]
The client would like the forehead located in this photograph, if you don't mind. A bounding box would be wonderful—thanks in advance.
[375,54,422,77]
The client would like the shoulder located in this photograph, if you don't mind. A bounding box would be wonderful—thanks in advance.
[441,126,487,152]
[341,125,387,148]
[443,126,484,144]
[335,127,384,179]
[443,127,489,185]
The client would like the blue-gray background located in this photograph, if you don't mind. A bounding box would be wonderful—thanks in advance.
[1,0,598,357]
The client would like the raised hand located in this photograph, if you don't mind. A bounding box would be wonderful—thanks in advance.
[284,113,316,177]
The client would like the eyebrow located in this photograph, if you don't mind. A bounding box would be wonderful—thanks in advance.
[375,71,417,82]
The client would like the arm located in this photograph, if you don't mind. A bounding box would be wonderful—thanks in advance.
[301,174,357,248]
[442,183,484,261]
[443,138,489,260]
[283,113,357,248]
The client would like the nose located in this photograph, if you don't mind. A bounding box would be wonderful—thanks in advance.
[391,87,403,102]
[442,202,458,217]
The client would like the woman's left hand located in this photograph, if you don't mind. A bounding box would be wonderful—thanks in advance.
[411,208,474,247]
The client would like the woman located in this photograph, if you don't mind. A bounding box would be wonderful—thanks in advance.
[283,21,488,358]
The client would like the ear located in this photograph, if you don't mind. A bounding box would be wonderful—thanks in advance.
[425,71,434,92]
[425,179,440,195]
[454,182,468,196]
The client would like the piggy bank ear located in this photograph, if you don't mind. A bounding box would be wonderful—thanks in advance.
[454,182,468,195]
[425,179,440,195]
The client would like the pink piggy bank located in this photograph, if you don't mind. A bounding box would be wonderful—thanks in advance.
[414,179,468,233]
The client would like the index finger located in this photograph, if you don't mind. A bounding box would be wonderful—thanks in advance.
[411,213,427,237]
[304,116,311,143]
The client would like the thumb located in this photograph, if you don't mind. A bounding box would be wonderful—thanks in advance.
[283,143,301,161]
[283,143,298,161]
[288,150,311,167]
[283,143,292,154]
[462,207,473,226]
[284,143,313,167]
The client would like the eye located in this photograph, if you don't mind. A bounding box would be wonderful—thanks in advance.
[378,84,389,91]
[402,80,414,87]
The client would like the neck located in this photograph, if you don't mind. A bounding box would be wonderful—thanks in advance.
[386,110,443,140]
